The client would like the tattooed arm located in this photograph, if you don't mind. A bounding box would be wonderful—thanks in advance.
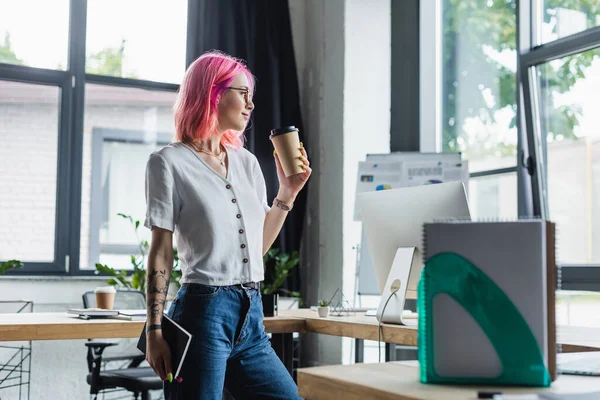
[146,227,174,327]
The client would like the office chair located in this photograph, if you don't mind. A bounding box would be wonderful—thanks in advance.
[82,289,163,400]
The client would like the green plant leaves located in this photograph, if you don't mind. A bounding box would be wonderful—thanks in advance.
[260,248,300,302]
[0,260,23,274]
[95,212,182,291]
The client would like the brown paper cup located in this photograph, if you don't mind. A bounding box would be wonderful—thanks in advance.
[270,126,303,177]
[95,287,116,310]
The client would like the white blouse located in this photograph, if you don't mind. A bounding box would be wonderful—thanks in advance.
[144,142,271,286]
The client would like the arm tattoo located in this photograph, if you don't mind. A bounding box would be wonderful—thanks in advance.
[147,269,170,322]
[147,269,170,295]
[149,299,166,318]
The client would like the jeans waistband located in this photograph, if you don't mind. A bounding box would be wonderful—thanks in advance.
[182,281,260,290]
[238,282,260,290]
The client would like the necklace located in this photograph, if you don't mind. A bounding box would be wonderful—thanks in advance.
[189,142,226,166]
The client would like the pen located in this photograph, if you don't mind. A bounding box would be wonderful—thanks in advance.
[478,391,502,399]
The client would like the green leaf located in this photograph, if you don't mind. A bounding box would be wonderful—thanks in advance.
[95,263,118,277]
[131,274,141,290]
[135,220,140,229]
[0,260,23,274]
[117,213,133,224]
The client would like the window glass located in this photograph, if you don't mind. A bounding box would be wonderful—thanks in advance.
[80,83,176,269]
[86,0,188,83]
[0,81,60,262]
[442,0,518,173]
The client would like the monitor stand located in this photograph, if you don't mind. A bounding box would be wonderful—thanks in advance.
[376,247,419,326]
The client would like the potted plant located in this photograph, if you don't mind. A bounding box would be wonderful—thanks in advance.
[95,213,181,293]
[261,248,301,317]
[317,299,330,318]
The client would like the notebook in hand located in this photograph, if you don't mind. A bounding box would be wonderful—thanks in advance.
[137,314,193,378]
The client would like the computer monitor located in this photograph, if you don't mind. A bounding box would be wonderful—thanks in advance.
[356,182,471,297]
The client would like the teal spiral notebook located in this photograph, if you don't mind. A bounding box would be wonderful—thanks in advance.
[418,219,557,387]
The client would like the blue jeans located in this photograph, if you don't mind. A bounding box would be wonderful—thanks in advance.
[164,283,301,400]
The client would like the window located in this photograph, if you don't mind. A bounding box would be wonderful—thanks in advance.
[0,81,60,262]
[86,0,188,83]
[468,172,518,219]
[538,48,600,264]
[521,4,600,290]
[542,1,600,44]
[80,85,176,269]
[441,0,518,174]
[441,0,519,220]
[556,290,600,328]
[438,1,600,292]
[0,1,187,275]
[539,49,600,264]
[0,1,69,70]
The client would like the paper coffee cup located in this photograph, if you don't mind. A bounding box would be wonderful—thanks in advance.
[270,126,303,177]
[95,286,116,310]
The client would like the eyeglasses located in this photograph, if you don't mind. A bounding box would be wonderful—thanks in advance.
[226,86,251,106]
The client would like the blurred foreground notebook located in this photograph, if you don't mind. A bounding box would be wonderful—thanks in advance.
[419,219,556,387]
[137,314,192,378]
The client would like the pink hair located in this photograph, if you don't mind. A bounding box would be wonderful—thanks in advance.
[173,50,255,150]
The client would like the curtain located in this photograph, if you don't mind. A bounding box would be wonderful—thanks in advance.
[189,0,306,295]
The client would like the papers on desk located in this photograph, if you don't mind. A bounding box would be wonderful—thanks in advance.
[67,309,146,321]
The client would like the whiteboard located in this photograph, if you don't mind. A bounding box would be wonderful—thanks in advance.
[356,152,466,296]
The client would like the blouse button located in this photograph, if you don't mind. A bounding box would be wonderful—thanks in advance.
[239,229,244,234]
[226,184,231,189]
[243,258,249,263]
[232,199,237,203]
[236,214,241,219]
[241,244,246,249]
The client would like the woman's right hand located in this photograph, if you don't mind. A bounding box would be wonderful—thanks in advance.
[146,330,173,381]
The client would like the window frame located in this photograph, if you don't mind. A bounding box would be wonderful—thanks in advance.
[426,0,600,290]
[0,0,192,275]
[520,24,600,291]
[0,64,72,274]
[421,0,532,217]
[87,127,173,269]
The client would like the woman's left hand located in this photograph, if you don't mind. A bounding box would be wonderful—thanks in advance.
[274,143,312,200]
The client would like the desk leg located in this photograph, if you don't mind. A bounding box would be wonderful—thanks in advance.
[355,339,364,363]
[271,333,293,376]
[385,343,397,362]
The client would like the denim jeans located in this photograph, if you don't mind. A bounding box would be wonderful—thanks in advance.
[164,283,301,400]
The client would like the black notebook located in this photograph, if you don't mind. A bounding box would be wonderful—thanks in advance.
[137,314,193,378]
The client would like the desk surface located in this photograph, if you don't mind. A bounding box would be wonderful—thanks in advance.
[279,309,600,352]
[298,361,600,400]
[0,309,597,352]
[281,309,418,346]
[0,312,306,341]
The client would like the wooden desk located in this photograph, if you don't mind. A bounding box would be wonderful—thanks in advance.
[0,312,305,341]
[278,309,600,352]
[298,362,600,400]
[0,310,595,349]
[0,310,596,376]
[280,309,417,346]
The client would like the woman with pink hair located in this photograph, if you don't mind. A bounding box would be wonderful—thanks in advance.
[143,50,310,399]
